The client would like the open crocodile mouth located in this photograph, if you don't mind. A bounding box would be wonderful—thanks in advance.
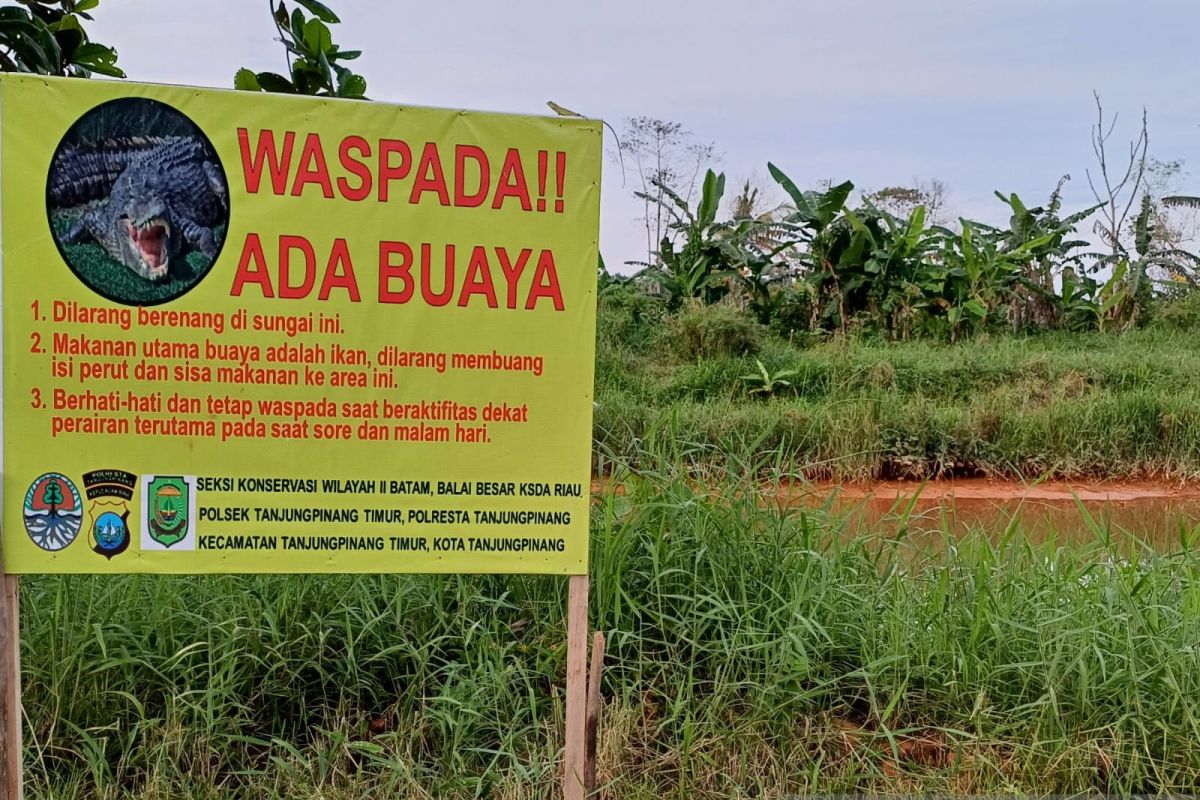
[122,217,171,279]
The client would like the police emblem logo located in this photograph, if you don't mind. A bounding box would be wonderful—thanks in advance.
[140,475,197,550]
[23,472,83,551]
[83,470,136,560]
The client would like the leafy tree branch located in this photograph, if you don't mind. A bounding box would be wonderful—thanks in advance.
[0,0,122,77]
[235,0,366,98]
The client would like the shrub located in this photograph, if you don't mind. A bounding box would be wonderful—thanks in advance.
[767,283,817,341]
[597,283,669,353]
[1149,289,1200,332]
[663,301,763,361]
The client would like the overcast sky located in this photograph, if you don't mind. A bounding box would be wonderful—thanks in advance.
[89,0,1200,271]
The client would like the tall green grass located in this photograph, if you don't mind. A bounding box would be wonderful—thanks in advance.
[595,303,1200,480]
[20,445,1200,798]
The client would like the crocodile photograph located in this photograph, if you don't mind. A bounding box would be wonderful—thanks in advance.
[46,97,229,306]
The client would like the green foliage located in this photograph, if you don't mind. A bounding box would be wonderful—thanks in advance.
[639,170,737,307]
[596,279,668,354]
[739,358,797,397]
[635,158,1200,342]
[623,152,1188,343]
[0,0,122,77]
[1058,267,1103,332]
[1153,195,1200,283]
[845,202,940,338]
[769,165,862,331]
[236,1,366,98]
[637,168,810,325]
[996,181,1096,286]
[1150,289,1200,331]
[761,165,1135,340]
[731,233,797,326]
[1099,195,1164,331]
[769,164,853,230]
[596,327,1200,480]
[1036,192,1167,333]
[663,301,762,361]
[930,220,1045,340]
[767,281,816,340]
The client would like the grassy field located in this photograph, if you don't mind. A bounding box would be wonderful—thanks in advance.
[21,448,1200,798]
[595,297,1200,481]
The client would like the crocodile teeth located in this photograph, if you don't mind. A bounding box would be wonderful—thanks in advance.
[123,217,171,279]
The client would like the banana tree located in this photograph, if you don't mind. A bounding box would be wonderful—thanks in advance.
[1058,267,1102,331]
[1159,194,1200,284]
[844,202,941,339]
[732,235,801,324]
[1091,195,1161,330]
[997,182,1097,287]
[994,185,1099,330]
[931,222,1058,340]
[767,163,858,331]
[636,170,739,307]
[1049,260,1144,334]
[718,184,804,325]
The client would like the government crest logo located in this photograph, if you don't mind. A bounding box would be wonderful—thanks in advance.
[23,472,83,551]
[140,475,197,550]
[83,470,136,560]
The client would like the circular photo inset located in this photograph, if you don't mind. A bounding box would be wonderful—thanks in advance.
[46,97,230,306]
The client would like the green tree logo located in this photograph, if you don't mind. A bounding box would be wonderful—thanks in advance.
[41,480,63,510]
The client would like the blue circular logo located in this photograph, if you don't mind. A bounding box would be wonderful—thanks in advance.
[93,511,127,551]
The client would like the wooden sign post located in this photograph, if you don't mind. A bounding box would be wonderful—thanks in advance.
[564,574,608,799]
[584,629,606,795]
[563,574,590,799]
[0,574,21,800]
